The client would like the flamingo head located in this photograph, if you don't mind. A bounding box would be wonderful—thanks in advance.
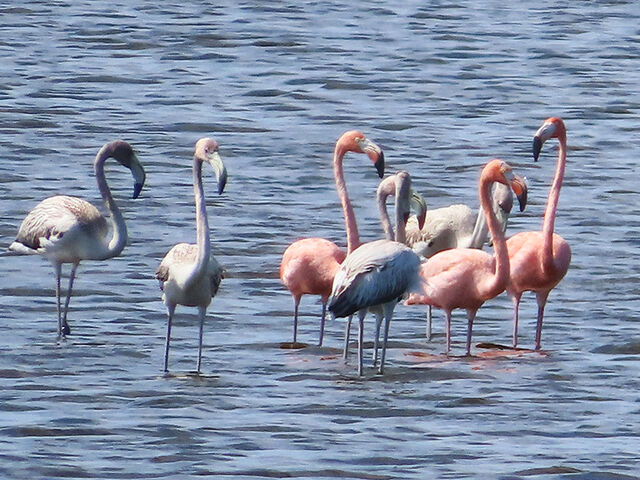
[338,130,385,178]
[108,140,146,199]
[195,137,228,195]
[533,116,566,161]
[482,159,526,206]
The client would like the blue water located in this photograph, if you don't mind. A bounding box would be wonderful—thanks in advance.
[0,2,639,479]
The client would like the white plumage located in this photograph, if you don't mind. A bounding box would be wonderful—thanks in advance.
[156,137,227,375]
[9,140,146,338]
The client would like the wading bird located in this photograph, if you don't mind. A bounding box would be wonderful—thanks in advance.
[10,140,146,339]
[279,130,384,346]
[156,138,227,374]
[405,159,526,356]
[506,117,571,349]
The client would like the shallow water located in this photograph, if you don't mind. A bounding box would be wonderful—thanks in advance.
[1,2,639,479]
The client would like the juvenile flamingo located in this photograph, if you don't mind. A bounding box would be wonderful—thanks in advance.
[405,159,527,356]
[9,140,146,339]
[407,178,528,340]
[279,130,384,346]
[329,171,425,375]
[156,138,227,374]
[507,117,571,350]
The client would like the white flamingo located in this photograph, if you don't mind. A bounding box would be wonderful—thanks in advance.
[406,178,528,340]
[329,171,426,375]
[9,140,146,339]
[156,137,227,375]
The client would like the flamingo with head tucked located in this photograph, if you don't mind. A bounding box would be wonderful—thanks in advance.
[506,117,571,350]
[9,140,146,339]
[156,138,227,374]
[405,159,527,356]
[329,171,426,375]
[279,130,384,346]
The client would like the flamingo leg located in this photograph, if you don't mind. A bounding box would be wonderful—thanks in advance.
[534,291,550,350]
[465,309,477,357]
[445,310,452,355]
[53,262,63,339]
[426,305,433,341]
[318,300,326,346]
[511,293,522,348]
[357,310,366,376]
[378,303,395,375]
[292,296,301,343]
[60,262,79,337]
[163,304,175,373]
[343,315,352,361]
[373,310,383,367]
[196,306,206,374]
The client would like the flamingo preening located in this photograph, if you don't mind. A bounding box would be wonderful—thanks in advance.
[279,130,384,346]
[405,159,527,356]
[506,117,571,350]
[9,140,146,339]
[407,177,528,340]
[156,138,227,374]
[329,171,426,375]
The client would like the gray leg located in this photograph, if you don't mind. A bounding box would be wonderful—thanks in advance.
[534,291,550,350]
[511,293,522,348]
[378,303,395,375]
[445,310,452,355]
[292,296,300,343]
[372,310,383,367]
[60,262,79,337]
[357,311,366,376]
[164,304,175,373]
[196,306,206,374]
[318,301,326,346]
[343,315,352,360]
[465,309,477,356]
[53,263,63,339]
[426,305,432,341]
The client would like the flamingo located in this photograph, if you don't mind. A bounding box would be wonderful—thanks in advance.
[9,140,146,339]
[156,138,227,374]
[506,117,571,350]
[329,170,426,375]
[279,130,384,346]
[407,178,528,340]
[405,159,527,356]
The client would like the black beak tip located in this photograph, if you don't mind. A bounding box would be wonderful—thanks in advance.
[375,152,385,178]
[217,172,228,195]
[532,137,542,162]
[133,182,144,199]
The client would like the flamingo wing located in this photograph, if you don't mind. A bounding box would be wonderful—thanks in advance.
[328,239,422,318]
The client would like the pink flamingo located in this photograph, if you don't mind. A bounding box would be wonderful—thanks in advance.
[405,159,527,356]
[329,170,426,375]
[507,117,571,350]
[279,130,384,346]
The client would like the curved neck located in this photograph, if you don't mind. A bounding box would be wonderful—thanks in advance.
[94,144,127,259]
[377,177,395,241]
[467,185,510,249]
[334,144,361,253]
[542,134,566,271]
[186,157,211,285]
[479,177,509,295]
[467,207,489,249]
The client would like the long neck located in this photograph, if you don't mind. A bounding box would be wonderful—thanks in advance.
[542,134,566,271]
[467,207,489,249]
[186,157,211,285]
[94,145,127,259]
[479,178,510,295]
[394,183,409,245]
[377,178,395,241]
[334,145,361,253]
[467,185,510,249]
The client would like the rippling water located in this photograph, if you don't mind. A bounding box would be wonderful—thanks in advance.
[1,2,639,479]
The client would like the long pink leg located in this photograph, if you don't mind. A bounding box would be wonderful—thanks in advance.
[535,291,550,350]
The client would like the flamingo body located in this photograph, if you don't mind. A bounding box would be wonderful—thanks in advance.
[507,117,571,350]
[9,140,146,338]
[279,130,384,345]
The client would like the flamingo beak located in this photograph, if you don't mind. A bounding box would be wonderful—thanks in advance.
[532,121,556,161]
[130,154,146,199]
[359,137,385,178]
[533,136,542,162]
[410,190,427,230]
[207,151,228,195]
[511,174,528,212]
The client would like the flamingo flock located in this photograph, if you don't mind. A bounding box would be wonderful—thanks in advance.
[9,117,571,376]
